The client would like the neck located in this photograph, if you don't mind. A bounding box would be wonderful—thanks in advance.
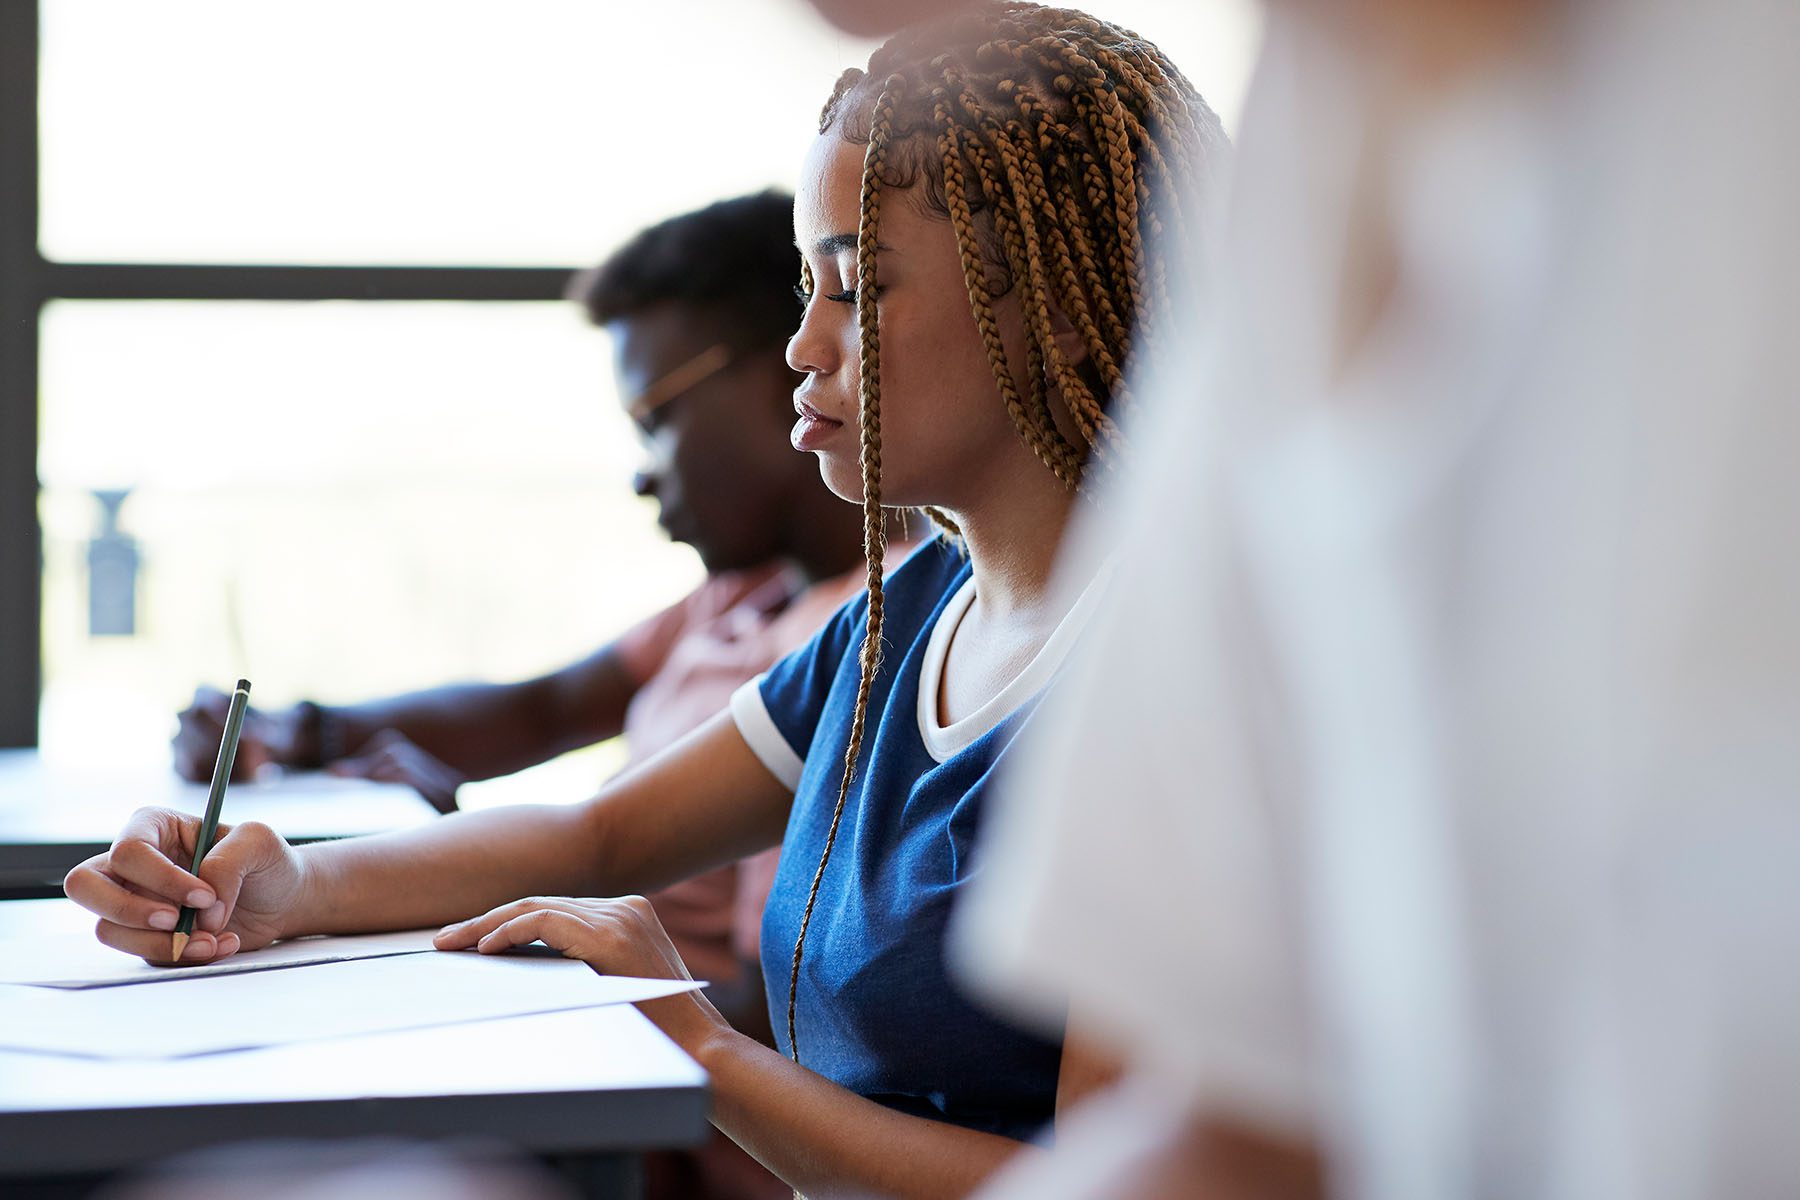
[941,456,1081,622]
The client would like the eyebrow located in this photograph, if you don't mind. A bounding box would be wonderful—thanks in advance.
[808,232,893,255]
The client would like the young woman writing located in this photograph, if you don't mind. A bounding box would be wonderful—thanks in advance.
[65,6,1224,1196]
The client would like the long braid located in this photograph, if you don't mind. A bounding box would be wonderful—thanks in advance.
[784,77,902,1066]
[787,0,1221,1073]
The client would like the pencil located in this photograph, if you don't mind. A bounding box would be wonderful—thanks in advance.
[171,678,252,961]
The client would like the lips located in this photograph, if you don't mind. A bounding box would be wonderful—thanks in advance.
[791,394,847,452]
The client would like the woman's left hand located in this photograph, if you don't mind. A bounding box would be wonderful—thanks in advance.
[433,895,731,1051]
[435,893,691,979]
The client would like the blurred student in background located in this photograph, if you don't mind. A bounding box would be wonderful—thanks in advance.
[948,0,1800,1197]
[174,191,884,1200]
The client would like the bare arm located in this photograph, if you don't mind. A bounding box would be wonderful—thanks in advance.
[171,645,642,784]
[625,1008,1116,1198]
[311,644,641,779]
[72,712,791,961]
[700,1024,1032,1198]
[290,711,790,935]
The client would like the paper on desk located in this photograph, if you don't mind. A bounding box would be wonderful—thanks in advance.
[0,928,443,989]
[0,951,703,1059]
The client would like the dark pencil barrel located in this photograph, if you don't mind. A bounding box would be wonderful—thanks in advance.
[172,680,253,950]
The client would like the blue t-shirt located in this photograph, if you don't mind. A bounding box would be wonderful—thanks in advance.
[730,537,1100,1142]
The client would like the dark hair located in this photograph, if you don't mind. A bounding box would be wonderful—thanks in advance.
[567,190,799,348]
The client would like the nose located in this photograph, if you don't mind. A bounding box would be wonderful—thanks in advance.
[786,295,839,377]
[633,424,675,498]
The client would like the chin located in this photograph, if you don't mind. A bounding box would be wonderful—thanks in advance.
[817,453,869,506]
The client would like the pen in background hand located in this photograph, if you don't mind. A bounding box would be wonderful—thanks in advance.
[172,678,251,961]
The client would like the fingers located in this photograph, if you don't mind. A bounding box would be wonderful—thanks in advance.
[171,693,227,781]
[174,688,279,782]
[433,895,562,950]
[95,919,241,966]
[62,861,183,932]
[324,727,407,781]
[328,732,462,814]
[474,909,594,959]
[65,809,216,923]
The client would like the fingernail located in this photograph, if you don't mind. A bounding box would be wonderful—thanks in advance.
[183,940,214,961]
[187,889,214,907]
[148,910,177,930]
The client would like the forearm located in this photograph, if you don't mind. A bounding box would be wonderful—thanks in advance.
[315,682,603,780]
[289,802,607,936]
[299,648,638,780]
[692,1021,1031,1198]
[287,713,791,938]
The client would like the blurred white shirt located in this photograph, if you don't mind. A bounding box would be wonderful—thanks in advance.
[955,1,1800,1197]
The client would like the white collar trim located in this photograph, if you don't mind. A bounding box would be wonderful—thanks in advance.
[915,567,1110,764]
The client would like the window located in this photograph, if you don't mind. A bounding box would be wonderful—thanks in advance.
[1,0,1260,759]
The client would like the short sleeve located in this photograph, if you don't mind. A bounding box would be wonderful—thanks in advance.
[729,592,865,793]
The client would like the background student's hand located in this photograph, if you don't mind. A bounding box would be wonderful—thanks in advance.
[172,686,295,782]
[63,807,311,965]
[327,729,465,814]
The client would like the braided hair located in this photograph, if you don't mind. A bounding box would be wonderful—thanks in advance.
[785,2,1225,1064]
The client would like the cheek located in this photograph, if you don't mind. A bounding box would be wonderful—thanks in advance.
[868,295,1012,490]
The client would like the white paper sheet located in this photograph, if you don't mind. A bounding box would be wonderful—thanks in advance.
[0,928,444,989]
[0,951,703,1059]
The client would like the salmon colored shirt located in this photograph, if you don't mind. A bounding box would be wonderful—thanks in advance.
[611,559,878,986]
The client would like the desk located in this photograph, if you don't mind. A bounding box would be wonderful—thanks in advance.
[0,901,710,1198]
[0,750,434,895]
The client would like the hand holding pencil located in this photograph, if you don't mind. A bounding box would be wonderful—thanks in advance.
[64,680,316,965]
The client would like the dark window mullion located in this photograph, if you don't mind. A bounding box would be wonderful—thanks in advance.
[40,263,573,303]
[0,1,42,747]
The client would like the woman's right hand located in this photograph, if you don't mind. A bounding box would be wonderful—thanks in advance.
[63,808,313,964]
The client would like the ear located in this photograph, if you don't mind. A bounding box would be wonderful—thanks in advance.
[1047,304,1090,369]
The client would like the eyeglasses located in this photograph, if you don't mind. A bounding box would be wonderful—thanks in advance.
[625,343,739,424]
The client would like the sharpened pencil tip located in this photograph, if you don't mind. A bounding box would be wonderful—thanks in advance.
[170,932,189,961]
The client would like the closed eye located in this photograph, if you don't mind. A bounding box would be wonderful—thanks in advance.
[794,283,861,305]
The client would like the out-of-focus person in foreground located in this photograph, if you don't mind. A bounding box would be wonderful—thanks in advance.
[952,0,1800,1198]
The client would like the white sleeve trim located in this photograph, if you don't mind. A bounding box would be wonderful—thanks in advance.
[729,678,804,792]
